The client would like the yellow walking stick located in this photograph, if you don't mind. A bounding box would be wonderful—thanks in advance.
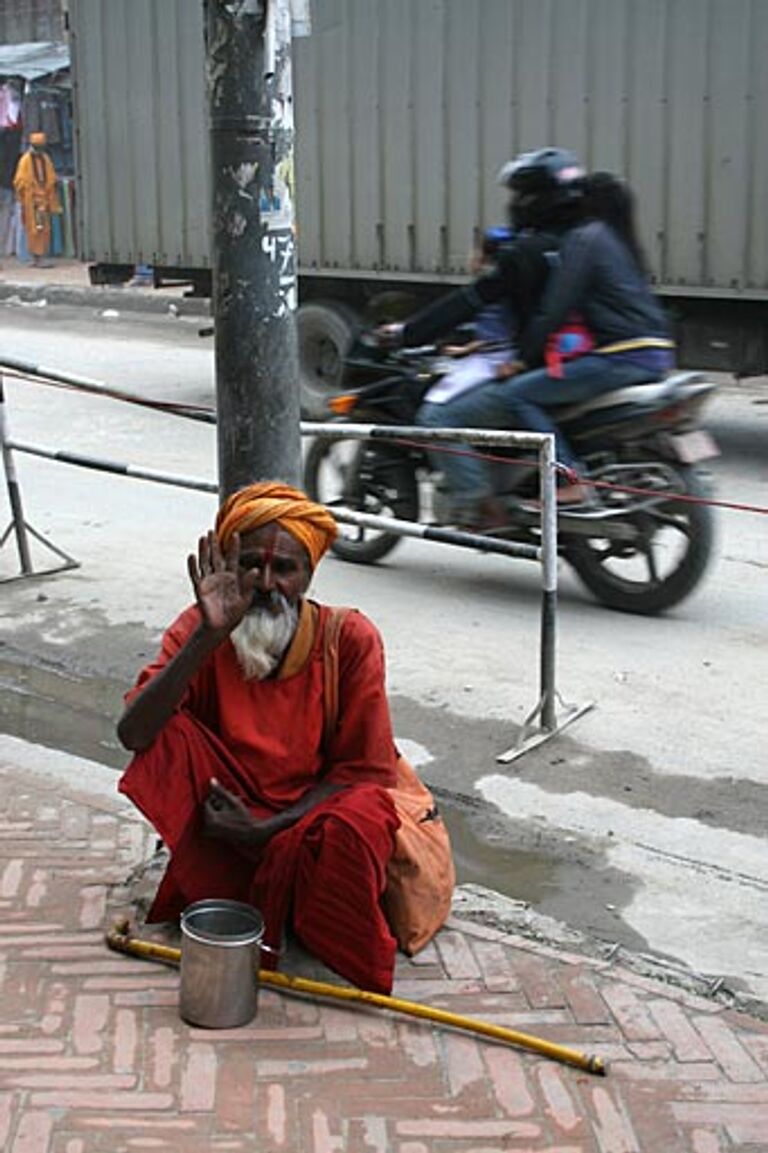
[106,921,606,1076]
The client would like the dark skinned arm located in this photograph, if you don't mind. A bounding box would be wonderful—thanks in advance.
[116,530,256,752]
[116,622,223,752]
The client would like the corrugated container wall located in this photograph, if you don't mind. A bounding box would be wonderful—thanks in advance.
[0,0,64,44]
[69,0,768,298]
[69,0,210,268]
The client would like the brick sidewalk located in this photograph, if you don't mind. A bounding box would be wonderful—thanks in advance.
[1,749,767,1152]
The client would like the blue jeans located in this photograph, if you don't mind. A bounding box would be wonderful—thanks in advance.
[418,385,509,510]
[492,355,658,470]
[418,355,658,505]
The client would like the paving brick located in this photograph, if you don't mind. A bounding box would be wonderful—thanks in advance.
[5,1071,137,1090]
[690,1131,728,1153]
[28,1089,175,1109]
[0,1057,99,1074]
[482,1045,537,1117]
[466,938,522,992]
[396,1117,541,1139]
[599,982,661,1042]
[441,1029,488,1100]
[536,1063,585,1134]
[589,1084,641,1152]
[609,1060,722,1083]
[648,998,715,1063]
[10,1109,54,1153]
[509,950,568,1010]
[673,1101,768,1144]
[179,1042,217,1111]
[433,930,484,980]
[0,1091,15,1148]
[692,1013,766,1083]
[561,971,613,1026]
[215,1049,257,1133]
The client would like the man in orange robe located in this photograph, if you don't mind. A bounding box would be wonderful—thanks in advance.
[13,131,61,266]
[117,482,400,994]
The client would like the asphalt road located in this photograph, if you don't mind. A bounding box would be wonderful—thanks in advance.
[1,300,766,1006]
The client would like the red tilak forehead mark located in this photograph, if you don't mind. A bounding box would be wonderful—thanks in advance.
[261,537,277,568]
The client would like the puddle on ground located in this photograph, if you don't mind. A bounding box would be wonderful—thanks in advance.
[441,803,558,906]
[0,656,128,771]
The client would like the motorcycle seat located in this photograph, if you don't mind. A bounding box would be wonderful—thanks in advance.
[556,372,706,423]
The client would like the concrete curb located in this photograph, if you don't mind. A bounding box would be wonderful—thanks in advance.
[0,280,211,317]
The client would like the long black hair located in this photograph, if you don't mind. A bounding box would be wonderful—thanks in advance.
[583,171,648,276]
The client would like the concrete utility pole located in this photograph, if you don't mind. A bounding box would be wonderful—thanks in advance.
[205,0,301,497]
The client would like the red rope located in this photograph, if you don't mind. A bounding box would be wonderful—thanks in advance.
[389,435,768,517]
[4,368,215,420]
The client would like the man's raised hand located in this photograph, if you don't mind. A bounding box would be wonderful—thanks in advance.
[187,530,256,639]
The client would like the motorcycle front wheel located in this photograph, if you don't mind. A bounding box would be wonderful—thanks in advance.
[565,463,714,615]
[304,436,420,564]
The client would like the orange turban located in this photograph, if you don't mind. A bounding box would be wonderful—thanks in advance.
[216,481,338,570]
[29,132,47,147]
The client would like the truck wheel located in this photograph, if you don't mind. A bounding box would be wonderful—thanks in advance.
[298,302,359,419]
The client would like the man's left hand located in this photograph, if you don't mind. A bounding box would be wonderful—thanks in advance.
[203,779,276,851]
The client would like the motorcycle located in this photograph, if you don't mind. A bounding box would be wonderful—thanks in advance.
[303,341,720,615]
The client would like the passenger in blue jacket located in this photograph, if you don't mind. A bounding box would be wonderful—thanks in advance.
[504,165,674,503]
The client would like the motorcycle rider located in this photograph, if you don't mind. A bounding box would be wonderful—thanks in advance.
[378,149,582,529]
[378,150,674,527]
[492,163,675,503]
[420,225,520,407]
[378,153,578,530]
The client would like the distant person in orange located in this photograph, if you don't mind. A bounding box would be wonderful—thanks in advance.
[13,131,61,268]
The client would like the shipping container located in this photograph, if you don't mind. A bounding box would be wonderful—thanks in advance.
[68,0,768,403]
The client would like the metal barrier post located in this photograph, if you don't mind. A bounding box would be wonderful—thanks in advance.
[497,432,594,763]
[540,432,559,731]
[0,374,32,573]
[0,374,79,583]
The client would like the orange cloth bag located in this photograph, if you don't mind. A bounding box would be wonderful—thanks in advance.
[322,608,455,955]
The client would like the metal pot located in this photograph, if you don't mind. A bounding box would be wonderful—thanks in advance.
[179,898,264,1029]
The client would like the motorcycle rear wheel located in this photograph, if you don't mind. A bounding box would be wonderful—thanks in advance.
[304,436,419,564]
[565,463,714,615]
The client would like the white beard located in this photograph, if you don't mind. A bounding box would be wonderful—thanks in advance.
[230,597,299,681]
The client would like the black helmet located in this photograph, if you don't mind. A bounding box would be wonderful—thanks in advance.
[498,148,585,231]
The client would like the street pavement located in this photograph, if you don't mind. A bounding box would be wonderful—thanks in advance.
[1,261,767,1149]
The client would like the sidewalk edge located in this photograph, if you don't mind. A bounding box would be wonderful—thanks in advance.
[0,280,211,317]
